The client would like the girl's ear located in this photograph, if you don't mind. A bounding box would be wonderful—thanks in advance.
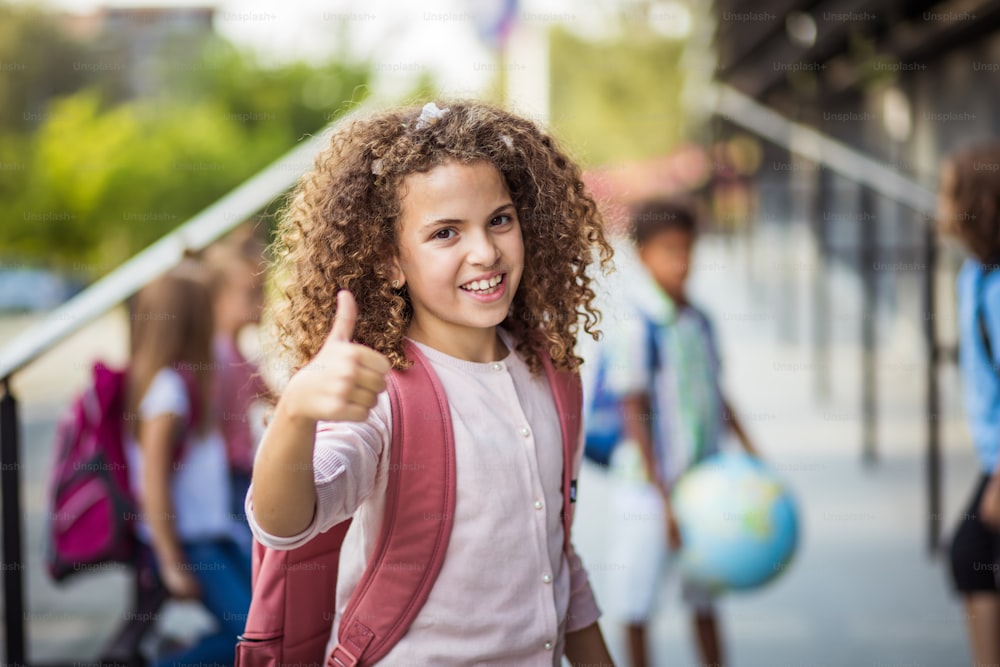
[388,259,406,290]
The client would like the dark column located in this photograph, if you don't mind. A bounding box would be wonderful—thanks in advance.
[923,221,941,554]
[859,186,878,465]
[813,167,831,402]
[0,377,26,666]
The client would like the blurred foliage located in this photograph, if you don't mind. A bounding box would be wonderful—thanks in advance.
[549,26,687,167]
[0,2,370,275]
[0,2,92,132]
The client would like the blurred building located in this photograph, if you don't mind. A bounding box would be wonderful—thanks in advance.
[59,5,216,99]
[709,0,1000,338]
[713,0,1000,181]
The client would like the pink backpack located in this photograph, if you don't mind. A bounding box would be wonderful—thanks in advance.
[236,341,582,667]
[46,362,198,582]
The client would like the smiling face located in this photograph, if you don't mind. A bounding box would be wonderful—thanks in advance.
[391,160,524,361]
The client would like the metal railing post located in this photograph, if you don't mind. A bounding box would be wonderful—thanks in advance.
[813,166,831,402]
[0,376,26,666]
[924,221,942,554]
[778,155,796,345]
[860,186,878,465]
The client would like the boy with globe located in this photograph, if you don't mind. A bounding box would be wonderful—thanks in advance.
[603,197,758,667]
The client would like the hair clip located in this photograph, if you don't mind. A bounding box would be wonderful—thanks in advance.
[371,158,384,176]
[415,102,450,130]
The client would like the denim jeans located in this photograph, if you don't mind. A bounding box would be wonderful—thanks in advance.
[229,470,254,554]
[154,538,252,667]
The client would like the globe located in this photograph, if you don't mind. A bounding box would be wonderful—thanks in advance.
[671,450,799,593]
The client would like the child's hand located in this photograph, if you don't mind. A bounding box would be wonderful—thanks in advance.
[161,563,201,600]
[283,290,392,424]
[665,504,683,551]
[980,474,1000,529]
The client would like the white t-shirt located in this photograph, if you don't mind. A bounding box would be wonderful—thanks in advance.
[126,367,235,542]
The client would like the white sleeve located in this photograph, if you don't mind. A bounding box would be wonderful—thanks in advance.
[604,312,654,398]
[246,390,392,550]
[138,368,190,421]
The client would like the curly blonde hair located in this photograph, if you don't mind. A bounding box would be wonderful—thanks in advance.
[271,100,613,375]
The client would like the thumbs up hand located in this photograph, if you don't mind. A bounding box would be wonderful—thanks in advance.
[283,290,392,423]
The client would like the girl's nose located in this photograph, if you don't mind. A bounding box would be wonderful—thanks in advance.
[468,231,501,266]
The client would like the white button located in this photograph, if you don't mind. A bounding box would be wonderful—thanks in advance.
[534,500,543,510]
[544,641,553,650]
[542,574,552,584]
[519,426,530,437]
[491,362,502,371]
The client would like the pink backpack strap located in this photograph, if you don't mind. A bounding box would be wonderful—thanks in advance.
[240,522,349,659]
[538,349,583,551]
[329,340,456,667]
[237,341,454,667]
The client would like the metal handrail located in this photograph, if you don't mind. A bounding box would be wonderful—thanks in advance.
[0,110,356,381]
[705,84,937,216]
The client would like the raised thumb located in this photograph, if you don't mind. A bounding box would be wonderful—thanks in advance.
[328,290,358,343]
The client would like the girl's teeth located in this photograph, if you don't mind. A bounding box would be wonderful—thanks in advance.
[463,275,503,291]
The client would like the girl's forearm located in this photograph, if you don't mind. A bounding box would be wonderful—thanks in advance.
[564,622,615,665]
[142,452,186,568]
[142,464,184,568]
[138,414,185,567]
[251,396,319,537]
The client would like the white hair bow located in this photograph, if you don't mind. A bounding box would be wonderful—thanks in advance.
[415,102,450,130]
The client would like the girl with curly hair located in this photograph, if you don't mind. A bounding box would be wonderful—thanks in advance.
[247,101,615,665]
[938,140,1000,667]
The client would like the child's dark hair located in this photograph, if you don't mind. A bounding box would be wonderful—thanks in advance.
[629,197,698,247]
[271,100,614,374]
[938,140,1000,264]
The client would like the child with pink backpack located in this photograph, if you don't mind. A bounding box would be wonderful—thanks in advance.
[126,262,251,665]
[204,228,272,553]
[243,101,616,665]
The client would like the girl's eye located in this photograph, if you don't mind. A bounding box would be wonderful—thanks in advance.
[433,228,456,240]
[490,214,513,227]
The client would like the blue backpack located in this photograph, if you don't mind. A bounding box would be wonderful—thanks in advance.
[584,316,661,467]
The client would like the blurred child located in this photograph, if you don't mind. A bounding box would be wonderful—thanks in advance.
[604,197,758,667]
[247,101,615,664]
[938,141,1000,666]
[204,227,271,550]
[126,262,251,666]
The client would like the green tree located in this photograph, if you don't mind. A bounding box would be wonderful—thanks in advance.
[0,2,91,133]
[0,4,370,274]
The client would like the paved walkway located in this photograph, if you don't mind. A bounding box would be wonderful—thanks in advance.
[0,235,978,666]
